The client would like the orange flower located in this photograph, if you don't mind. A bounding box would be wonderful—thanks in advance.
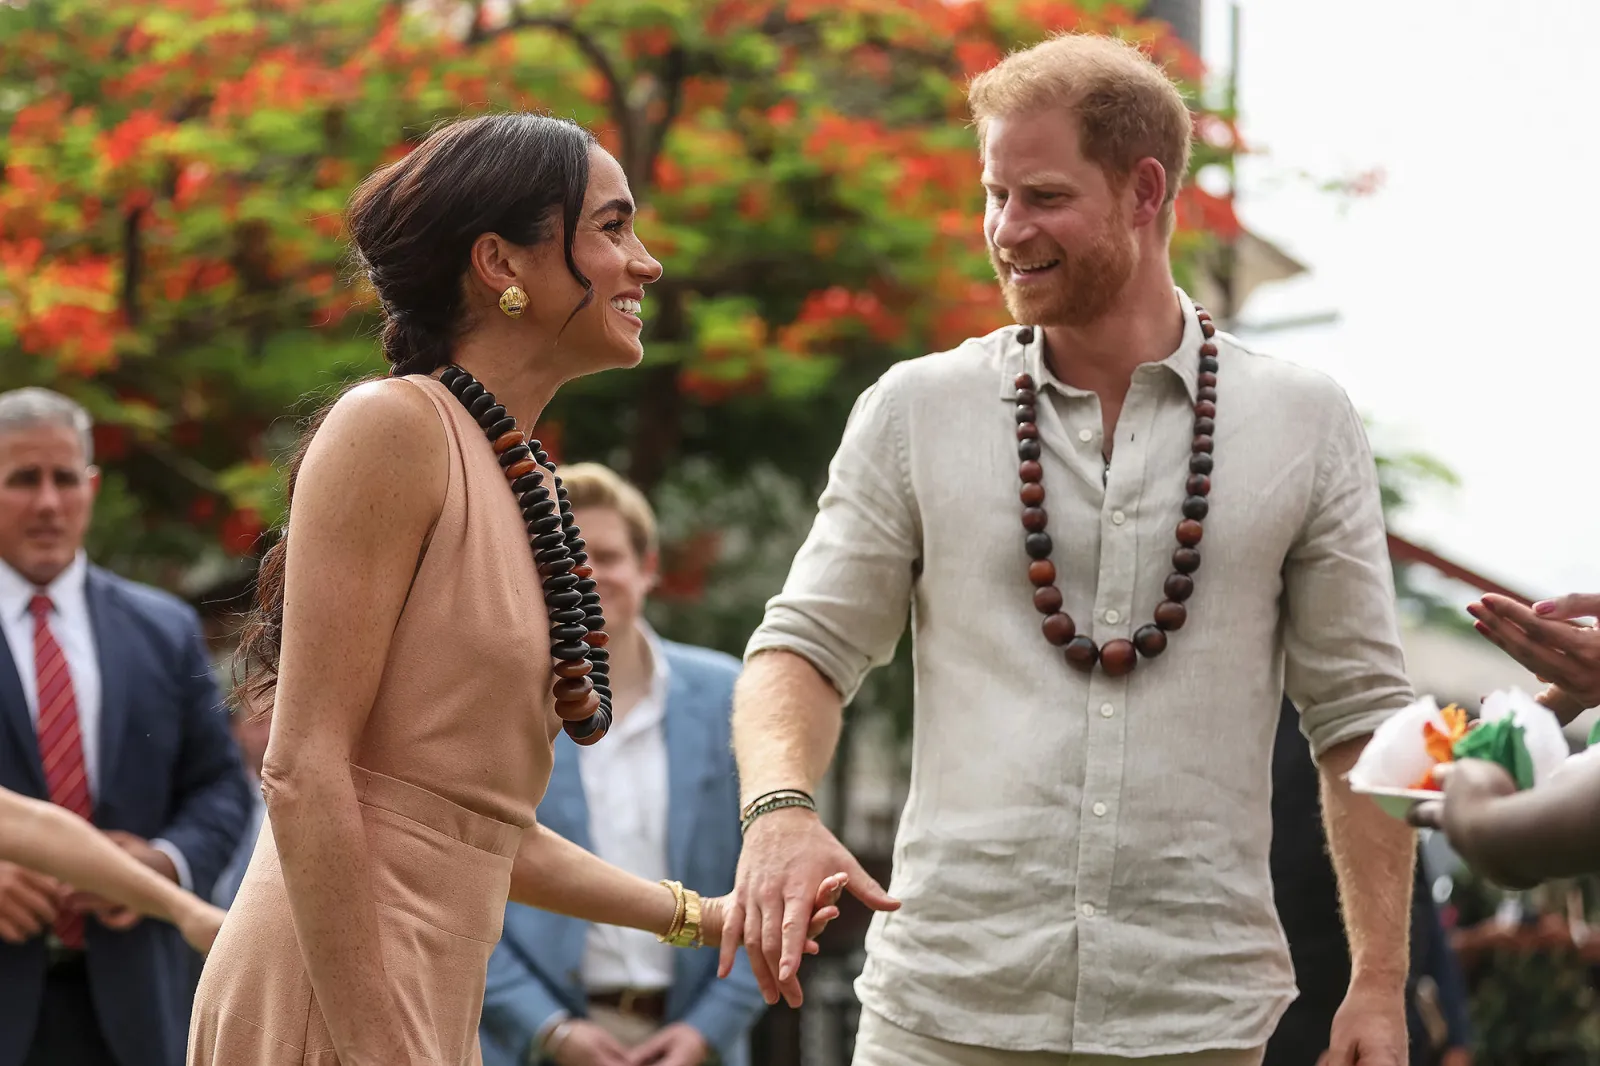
[1409,704,1469,790]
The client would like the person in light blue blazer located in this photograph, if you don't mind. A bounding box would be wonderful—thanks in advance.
[481,464,765,1066]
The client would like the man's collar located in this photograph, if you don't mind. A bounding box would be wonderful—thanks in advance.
[999,287,1203,403]
[0,551,87,621]
[637,618,672,697]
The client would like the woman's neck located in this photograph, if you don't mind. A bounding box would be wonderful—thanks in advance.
[448,332,568,431]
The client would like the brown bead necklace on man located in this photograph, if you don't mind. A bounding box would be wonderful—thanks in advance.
[1015,305,1220,676]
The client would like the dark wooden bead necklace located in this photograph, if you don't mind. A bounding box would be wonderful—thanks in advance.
[439,364,612,744]
[1014,306,1218,678]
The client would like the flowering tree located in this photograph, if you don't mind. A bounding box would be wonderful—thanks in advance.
[0,0,1235,600]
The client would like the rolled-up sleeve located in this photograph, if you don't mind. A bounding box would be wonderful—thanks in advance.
[1282,388,1414,757]
[745,371,920,704]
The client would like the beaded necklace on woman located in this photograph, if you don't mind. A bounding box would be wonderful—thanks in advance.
[435,361,614,747]
[1014,304,1219,678]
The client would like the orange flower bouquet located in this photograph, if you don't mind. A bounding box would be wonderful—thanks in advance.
[1350,690,1570,819]
[1347,696,1475,818]
[1409,703,1471,791]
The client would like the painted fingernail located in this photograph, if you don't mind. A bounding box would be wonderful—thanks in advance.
[1535,601,1556,615]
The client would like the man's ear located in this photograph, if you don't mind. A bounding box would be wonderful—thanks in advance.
[1127,157,1168,230]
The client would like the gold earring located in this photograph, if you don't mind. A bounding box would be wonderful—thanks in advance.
[499,285,528,318]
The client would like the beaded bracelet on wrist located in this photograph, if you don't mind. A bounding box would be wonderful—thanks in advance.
[740,790,817,835]
[437,365,612,745]
[740,788,814,818]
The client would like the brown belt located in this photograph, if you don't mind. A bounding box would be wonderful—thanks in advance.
[588,988,668,1021]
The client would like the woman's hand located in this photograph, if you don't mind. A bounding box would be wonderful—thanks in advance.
[699,871,847,955]
[1469,594,1600,719]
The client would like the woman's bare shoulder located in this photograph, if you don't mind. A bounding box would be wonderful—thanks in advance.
[296,377,448,527]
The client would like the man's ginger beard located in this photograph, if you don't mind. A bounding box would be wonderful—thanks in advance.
[990,203,1137,328]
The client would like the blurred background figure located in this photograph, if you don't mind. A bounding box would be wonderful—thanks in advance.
[481,463,765,1066]
[1268,698,1473,1066]
[0,388,250,1066]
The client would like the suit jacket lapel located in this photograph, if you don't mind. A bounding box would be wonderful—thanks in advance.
[0,621,45,795]
[663,651,713,882]
[86,568,131,807]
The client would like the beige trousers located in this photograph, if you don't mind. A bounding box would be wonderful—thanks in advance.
[851,1008,1266,1066]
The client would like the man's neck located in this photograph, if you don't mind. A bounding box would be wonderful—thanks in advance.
[1041,272,1184,399]
[604,622,655,725]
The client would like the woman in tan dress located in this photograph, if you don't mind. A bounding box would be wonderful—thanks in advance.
[187,114,844,1066]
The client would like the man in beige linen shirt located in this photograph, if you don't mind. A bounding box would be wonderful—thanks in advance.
[716,34,1417,1066]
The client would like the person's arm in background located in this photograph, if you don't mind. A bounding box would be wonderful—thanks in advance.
[1282,387,1417,1066]
[479,938,580,1065]
[1466,592,1600,726]
[1411,757,1600,887]
[0,784,225,954]
[1411,593,1600,885]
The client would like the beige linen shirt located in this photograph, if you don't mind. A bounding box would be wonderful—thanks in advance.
[745,291,1413,1056]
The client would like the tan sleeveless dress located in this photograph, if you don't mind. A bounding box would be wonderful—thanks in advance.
[188,375,563,1065]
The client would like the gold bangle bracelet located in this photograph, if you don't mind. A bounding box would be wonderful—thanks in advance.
[659,880,687,942]
[657,879,703,948]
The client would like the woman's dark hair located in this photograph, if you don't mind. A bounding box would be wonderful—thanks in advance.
[233,112,598,716]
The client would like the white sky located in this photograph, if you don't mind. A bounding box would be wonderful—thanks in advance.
[1201,0,1599,603]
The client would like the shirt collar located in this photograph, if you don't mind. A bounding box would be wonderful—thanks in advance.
[999,287,1204,404]
[638,618,672,701]
[0,551,87,623]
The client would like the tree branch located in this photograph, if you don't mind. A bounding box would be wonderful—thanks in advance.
[640,45,687,188]
[474,14,628,118]
[121,207,144,326]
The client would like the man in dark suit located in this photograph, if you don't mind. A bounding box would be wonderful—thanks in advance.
[481,464,765,1066]
[0,387,250,1066]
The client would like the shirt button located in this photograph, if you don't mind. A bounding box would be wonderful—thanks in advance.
[1077,428,1093,443]
[1092,802,1108,817]
[1111,510,1126,525]
[1104,609,1121,624]
[1081,903,1096,918]
[1100,703,1115,718]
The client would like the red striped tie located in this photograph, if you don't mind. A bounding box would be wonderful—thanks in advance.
[31,593,90,948]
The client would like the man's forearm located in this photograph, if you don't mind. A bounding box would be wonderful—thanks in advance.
[1319,736,1415,988]
[732,650,845,804]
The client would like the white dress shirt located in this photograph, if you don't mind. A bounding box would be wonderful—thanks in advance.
[746,291,1412,1056]
[0,553,193,889]
[575,622,675,992]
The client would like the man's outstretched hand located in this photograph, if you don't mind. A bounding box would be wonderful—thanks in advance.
[719,806,899,1007]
